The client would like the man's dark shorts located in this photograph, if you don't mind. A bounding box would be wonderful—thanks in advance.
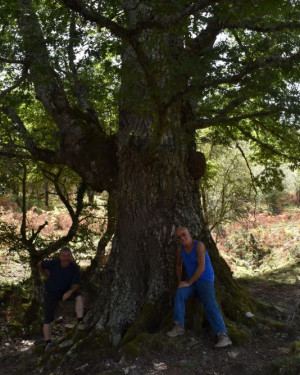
[44,291,81,324]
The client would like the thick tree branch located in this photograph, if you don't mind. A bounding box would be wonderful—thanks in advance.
[62,0,219,35]
[193,109,279,129]
[14,0,117,191]
[186,16,223,54]
[0,75,26,98]
[67,15,92,111]
[165,49,300,110]
[1,106,60,164]
[134,1,220,32]
[61,0,132,39]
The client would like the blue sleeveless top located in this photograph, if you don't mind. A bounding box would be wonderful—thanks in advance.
[181,240,214,282]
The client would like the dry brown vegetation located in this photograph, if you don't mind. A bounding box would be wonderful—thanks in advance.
[0,199,299,375]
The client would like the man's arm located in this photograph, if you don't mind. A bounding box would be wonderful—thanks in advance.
[37,260,50,279]
[62,264,81,301]
[62,284,80,301]
[178,241,205,288]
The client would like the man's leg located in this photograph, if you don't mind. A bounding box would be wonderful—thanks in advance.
[43,292,59,344]
[75,295,84,319]
[195,280,232,348]
[43,323,51,341]
[167,285,195,337]
[195,280,226,335]
[173,285,196,326]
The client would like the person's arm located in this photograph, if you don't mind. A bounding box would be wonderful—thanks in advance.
[178,241,206,288]
[62,264,81,301]
[176,247,182,285]
[37,260,50,279]
[62,284,80,301]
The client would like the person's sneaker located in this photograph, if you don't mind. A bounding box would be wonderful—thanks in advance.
[77,322,86,331]
[167,324,185,337]
[214,333,232,348]
[45,342,53,352]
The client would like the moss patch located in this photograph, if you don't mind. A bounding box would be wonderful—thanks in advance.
[259,317,286,332]
[185,295,205,333]
[290,340,300,354]
[121,300,170,345]
[225,320,251,345]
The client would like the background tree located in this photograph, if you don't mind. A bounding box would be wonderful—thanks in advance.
[0,161,88,326]
[0,0,299,345]
[199,141,256,235]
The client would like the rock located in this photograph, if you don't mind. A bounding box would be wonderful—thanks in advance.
[228,351,239,359]
[153,361,168,370]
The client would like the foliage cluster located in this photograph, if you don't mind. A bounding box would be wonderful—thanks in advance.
[217,208,300,280]
[0,195,107,282]
[198,137,300,235]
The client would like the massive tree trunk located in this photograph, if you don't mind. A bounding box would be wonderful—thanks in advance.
[85,42,253,348]
[86,112,254,345]
[87,118,203,344]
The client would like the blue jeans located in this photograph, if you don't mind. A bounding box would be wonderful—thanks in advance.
[173,279,227,335]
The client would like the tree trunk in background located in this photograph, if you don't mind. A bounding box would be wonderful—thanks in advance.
[44,182,49,208]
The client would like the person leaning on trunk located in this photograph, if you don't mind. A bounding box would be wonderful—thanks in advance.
[37,247,85,351]
[167,227,232,349]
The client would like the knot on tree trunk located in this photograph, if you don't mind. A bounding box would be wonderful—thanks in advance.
[188,151,206,180]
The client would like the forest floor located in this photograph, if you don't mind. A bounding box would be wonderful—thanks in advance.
[0,209,299,375]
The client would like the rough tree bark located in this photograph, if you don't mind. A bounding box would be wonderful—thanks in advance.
[85,105,254,346]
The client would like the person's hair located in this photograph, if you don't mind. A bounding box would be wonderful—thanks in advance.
[60,247,72,254]
[175,226,189,233]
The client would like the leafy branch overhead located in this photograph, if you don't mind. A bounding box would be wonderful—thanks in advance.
[0,0,299,191]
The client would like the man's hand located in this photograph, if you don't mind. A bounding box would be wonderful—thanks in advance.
[62,290,72,301]
[178,281,191,288]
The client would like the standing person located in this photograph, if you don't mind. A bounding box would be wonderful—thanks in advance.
[37,247,85,350]
[167,227,232,349]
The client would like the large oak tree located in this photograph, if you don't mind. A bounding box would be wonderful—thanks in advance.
[0,0,299,344]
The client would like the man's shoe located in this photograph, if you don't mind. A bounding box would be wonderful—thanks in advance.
[167,324,185,337]
[214,333,232,348]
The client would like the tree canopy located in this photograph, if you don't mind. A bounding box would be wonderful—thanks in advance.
[0,0,299,184]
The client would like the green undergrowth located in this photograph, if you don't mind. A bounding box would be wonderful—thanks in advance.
[122,331,186,359]
[265,340,300,374]
[0,281,33,338]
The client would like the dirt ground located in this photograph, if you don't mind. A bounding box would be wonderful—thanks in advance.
[1,272,299,375]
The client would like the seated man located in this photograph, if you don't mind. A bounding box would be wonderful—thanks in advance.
[167,227,232,349]
[37,247,85,350]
